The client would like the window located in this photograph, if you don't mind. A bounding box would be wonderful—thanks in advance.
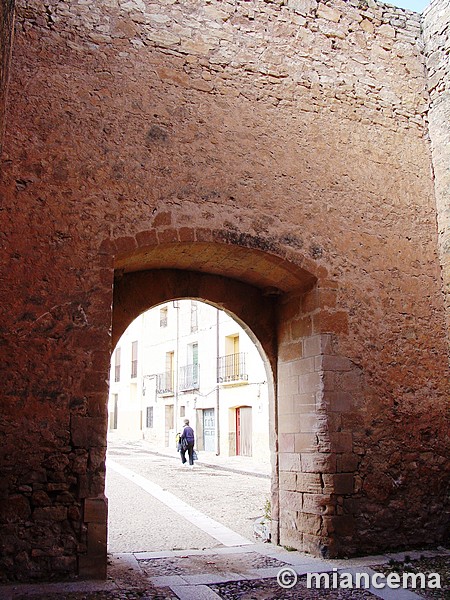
[160,306,168,327]
[180,342,199,391]
[180,405,185,418]
[114,347,121,382]
[157,351,175,394]
[146,406,153,428]
[218,334,248,383]
[131,341,138,378]
[190,301,198,333]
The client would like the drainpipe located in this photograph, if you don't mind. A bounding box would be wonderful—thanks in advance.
[215,308,220,455]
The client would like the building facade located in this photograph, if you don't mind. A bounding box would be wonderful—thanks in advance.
[108,301,270,466]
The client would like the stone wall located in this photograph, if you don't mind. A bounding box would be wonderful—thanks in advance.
[0,0,449,582]
[423,0,450,338]
[0,0,15,155]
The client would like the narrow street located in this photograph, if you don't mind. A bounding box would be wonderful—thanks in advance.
[106,440,271,554]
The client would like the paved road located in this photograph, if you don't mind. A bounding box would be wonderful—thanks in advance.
[106,442,271,554]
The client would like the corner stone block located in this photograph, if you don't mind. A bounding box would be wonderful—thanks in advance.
[296,472,323,494]
[78,551,107,580]
[303,493,335,515]
[279,527,304,551]
[71,416,107,448]
[279,433,295,453]
[303,335,323,358]
[84,497,108,523]
[301,452,336,473]
[322,473,354,495]
[296,511,323,536]
[322,515,355,536]
[279,470,297,491]
[87,521,107,557]
[279,490,303,511]
[279,452,302,472]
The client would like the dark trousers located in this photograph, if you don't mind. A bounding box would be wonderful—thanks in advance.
[180,443,194,465]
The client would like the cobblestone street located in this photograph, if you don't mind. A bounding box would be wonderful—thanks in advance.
[106,440,271,553]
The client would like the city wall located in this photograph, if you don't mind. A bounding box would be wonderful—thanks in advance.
[423,0,450,335]
[0,0,449,581]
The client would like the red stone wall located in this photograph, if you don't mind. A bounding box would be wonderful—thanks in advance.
[0,0,15,154]
[0,0,448,581]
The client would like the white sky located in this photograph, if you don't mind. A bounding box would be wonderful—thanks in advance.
[388,0,429,12]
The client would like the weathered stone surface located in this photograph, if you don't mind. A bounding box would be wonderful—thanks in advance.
[423,0,450,336]
[0,0,448,583]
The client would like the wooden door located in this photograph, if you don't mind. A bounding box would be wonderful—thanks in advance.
[236,406,252,457]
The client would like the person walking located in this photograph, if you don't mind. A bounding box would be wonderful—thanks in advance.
[180,418,195,468]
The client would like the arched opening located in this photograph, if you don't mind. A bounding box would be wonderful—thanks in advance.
[78,234,362,578]
[106,298,273,553]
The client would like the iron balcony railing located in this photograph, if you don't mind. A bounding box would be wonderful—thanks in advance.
[156,371,174,395]
[217,352,248,383]
[179,363,200,391]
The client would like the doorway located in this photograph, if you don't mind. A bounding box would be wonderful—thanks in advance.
[165,404,174,447]
[203,408,216,452]
[236,406,252,457]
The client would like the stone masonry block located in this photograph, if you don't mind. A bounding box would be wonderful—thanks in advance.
[296,511,323,536]
[279,527,304,551]
[71,416,107,448]
[278,412,302,434]
[303,493,335,515]
[312,311,349,335]
[322,515,355,536]
[320,355,353,372]
[78,553,107,579]
[298,371,321,394]
[279,433,295,452]
[296,472,323,494]
[292,393,316,409]
[328,391,353,412]
[279,452,302,472]
[279,342,303,362]
[322,473,354,495]
[279,470,297,491]
[135,229,158,247]
[301,452,336,473]
[278,393,295,415]
[329,432,353,453]
[303,335,323,357]
[280,509,298,530]
[279,490,303,512]
[337,453,360,473]
[294,432,317,452]
[87,521,107,559]
[84,497,108,523]
[289,357,315,376]
[278,374,299,398]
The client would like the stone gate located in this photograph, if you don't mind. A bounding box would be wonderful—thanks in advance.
[0,0,449,582]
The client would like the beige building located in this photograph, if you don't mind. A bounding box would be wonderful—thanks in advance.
[108,301,270,466]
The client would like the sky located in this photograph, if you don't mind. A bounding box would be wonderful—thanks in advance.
[388,0,429,12]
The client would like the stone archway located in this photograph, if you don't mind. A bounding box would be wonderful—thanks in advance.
[102,232,360,569]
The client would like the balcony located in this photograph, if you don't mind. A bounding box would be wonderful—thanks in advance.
[217,352,248,384]
[156,371,174,395]
[179,363,200,391]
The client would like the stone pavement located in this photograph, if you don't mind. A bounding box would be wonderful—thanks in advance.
[133,438,271,479]
[2,443,448,599]
[2,544,448,599]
